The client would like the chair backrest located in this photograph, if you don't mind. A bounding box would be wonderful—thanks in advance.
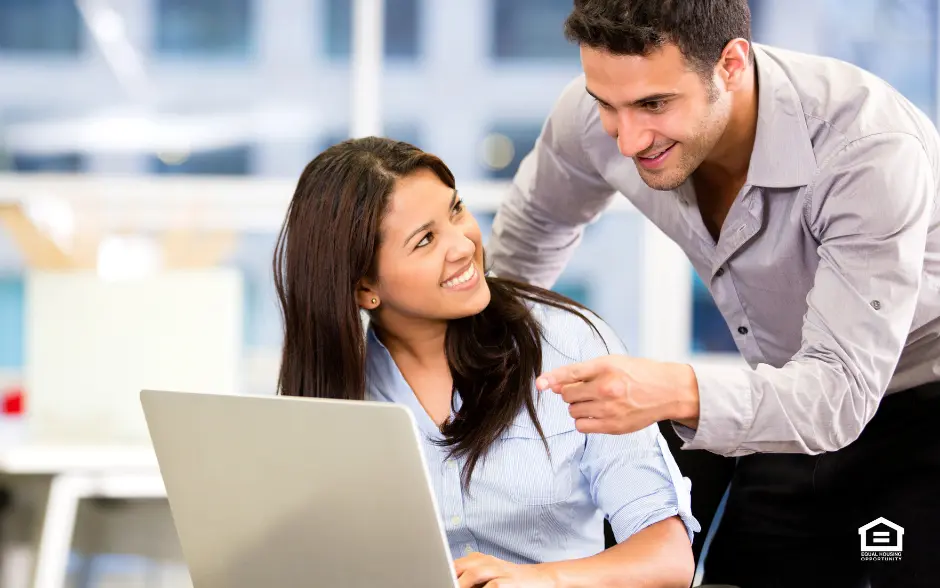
[603,519,616,549]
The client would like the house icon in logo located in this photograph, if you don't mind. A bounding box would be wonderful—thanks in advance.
[859,517,904,552]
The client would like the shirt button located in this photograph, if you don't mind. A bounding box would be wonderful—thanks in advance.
[738,326,749,335]
[464,545,474,555]
[715,268,725,277]
[451,515,461,525]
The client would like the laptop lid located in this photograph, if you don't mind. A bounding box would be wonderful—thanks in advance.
[140,389,458,588]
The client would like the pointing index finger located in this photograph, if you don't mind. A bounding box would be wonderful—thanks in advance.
[536,356,611,392]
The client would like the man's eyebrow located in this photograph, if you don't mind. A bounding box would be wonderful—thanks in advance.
[585,87,611,105]
[585,86,678,108]
[402,191,458,247]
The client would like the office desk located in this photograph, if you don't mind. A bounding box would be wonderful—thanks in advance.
[0,446,166,588]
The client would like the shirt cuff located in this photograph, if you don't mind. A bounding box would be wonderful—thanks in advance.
[678,364,755,455]
[671,421,697,444]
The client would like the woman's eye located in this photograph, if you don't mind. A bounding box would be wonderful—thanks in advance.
[416,232,434,248]
[452,200,465,214]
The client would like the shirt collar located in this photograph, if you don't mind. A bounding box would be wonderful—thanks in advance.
[365,325,461,439]
[745,44,818,188]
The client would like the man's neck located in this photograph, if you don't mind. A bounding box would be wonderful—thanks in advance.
[699,66,759,185]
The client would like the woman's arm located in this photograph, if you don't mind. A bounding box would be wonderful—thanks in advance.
[453,516,693,588]
[555,309,698,586]
[453,306,699,588]
[537,516,694,588]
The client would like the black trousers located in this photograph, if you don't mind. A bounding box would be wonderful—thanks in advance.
[666,380,940,588]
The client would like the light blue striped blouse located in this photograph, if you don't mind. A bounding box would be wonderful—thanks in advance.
[365,301,700,564]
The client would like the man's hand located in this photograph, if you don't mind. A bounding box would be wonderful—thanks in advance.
[454,552,556,588]
[535,355,700,435]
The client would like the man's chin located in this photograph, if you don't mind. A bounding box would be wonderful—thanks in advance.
[634,164,687,192]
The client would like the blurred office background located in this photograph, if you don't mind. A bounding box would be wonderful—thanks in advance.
[0,0,936,586]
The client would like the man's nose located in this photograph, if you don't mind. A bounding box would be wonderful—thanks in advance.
[616,121,655,158]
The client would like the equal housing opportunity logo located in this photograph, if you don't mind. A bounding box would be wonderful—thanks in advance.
[859,517,903,562]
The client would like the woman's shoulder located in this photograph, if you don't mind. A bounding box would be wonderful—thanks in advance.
[527,300,628,365]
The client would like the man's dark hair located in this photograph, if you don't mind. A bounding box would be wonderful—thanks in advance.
[564,0,753,77]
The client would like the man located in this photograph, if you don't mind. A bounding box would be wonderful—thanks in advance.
[487,1,940,587]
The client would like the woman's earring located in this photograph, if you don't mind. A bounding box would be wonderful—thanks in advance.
[371,298,377,305]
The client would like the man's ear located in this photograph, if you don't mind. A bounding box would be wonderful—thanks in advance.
[717,38,751,91]
[356,280,380,310]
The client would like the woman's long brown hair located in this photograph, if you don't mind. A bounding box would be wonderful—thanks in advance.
[274,137,603,488]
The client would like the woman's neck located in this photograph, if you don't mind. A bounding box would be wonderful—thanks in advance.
[373,315,453,426]
[374,316,448,370]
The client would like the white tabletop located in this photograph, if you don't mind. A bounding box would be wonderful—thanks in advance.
[0,445,159,475]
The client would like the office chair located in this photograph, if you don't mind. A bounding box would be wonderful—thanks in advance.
[603,518,617,549]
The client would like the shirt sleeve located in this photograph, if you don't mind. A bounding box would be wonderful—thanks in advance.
[487,77,618,288]
[576,313,700,543]
[678,133,935,456]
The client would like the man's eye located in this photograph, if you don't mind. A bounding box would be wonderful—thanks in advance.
[416,232,433,248]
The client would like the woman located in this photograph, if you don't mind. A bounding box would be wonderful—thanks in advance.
[274,137,698,587]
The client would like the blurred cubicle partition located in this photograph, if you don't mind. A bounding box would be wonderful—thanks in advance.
[25,269,243,446]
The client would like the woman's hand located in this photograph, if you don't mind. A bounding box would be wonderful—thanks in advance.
[454,552,556,588]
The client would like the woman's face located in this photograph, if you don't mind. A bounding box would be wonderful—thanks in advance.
[359,168,491,324]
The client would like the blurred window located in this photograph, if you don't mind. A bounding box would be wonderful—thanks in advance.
[816,0,936,119]
[233,233,282,350]
[480,124,542,180]
[0,277,24,368]
[748,0,936,118]
[492,0,578,60]
[0,0,82,54]
[150,146,253,175]
[155,0,253,58]
[554,280,592,307]
[324,0,420,60]
[691,271,738,354]
[11,153,84,172]
[319,124,423,153]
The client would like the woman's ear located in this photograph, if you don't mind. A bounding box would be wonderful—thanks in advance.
[356,281,380,311]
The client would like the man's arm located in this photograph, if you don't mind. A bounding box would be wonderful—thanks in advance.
[488,76,617,288]
[684,132,935,455]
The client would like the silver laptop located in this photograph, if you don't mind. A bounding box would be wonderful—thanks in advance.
[140,389,459,588]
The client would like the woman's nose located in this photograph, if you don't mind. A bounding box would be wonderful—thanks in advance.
[446,232,476,261]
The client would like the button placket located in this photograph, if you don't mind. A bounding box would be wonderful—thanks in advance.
[442,457,474,551]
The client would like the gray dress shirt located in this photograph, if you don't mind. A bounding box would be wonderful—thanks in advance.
[488,44,940,457]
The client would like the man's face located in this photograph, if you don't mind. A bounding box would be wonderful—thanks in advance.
[581,43,733,191]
